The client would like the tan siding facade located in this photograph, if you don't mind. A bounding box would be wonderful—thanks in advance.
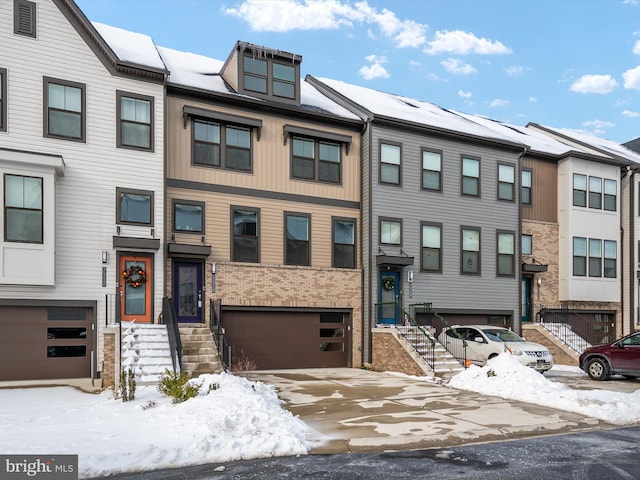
[522,156,557,223]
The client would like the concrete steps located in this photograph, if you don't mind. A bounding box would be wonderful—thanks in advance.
[121,322,174,385]
[396,325,464,378]
[179,325,223,378]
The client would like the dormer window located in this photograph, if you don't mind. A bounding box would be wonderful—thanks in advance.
[242,55,296,100]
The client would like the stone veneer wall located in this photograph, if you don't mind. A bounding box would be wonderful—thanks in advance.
[102,330,116,389]
[208,262,363,368]
[371,329,426,376]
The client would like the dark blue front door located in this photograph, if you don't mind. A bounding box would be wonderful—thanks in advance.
[173,261,203,323]
[379,271,400,325]
[521,277,532,323]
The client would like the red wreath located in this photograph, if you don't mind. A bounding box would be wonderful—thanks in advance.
[122,265,147,288]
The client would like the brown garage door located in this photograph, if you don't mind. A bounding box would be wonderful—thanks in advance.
[222,310,350,370]
[0,306,93,381]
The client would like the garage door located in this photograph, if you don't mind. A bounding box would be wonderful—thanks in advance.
[0,306,93,381]
[222,310,350,369]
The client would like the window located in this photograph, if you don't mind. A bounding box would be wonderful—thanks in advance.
[173,200,204,234]
[589,176,602,209]
[522,234,532,255]
[116,188,153,226]
[0,68,6,132]
[241,54,298,101]
[573,174,587,207]
[573,237,587,276]
[44,77,85,141]
[462,156,480,196]
[421,149,442,191]
[117,91,153,151]
[604,179,616,212]
[380,218,401,246]
[604,240,616,278]
[192,119,251,171]
[521,170,532,205]
[285,213,310,266]
[497,231,515,276]
[4,174,42,243]
[498,164,515,201]
[461,228,480,274]
[333,218,356,268]
[380,142,401,185]
[421,223,442,272]
[14,0,36,37]
[292,137,341,183]
[232,207,259,262]
[588,238,602,277]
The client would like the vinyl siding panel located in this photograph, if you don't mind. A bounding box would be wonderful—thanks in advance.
[0,1,165,363]
[369,124,521,328]
[522,156,557,223]
[166,96,360,203]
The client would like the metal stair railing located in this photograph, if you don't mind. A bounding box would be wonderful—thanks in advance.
[537,304,609,354]
[410,302,468,368]
[161,297,182,372]
[210,298,231,370]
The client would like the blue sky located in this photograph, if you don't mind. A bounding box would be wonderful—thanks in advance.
[75,0,640,143]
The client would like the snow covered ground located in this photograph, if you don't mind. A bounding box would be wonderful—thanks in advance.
[2,355,639,478]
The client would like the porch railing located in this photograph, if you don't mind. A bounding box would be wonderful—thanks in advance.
[374,301,467,370]
[209,299,230,370]
[537,304,612,353]
[162,297,182,372]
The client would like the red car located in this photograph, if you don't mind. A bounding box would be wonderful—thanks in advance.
[579,331,640,380]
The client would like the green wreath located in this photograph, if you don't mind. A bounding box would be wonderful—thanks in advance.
[122,265,146,288]
[382,276,395,292]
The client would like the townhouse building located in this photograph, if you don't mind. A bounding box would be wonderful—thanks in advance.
[157,42,364,369]
[0,0,166,386]
[307,77,529,364]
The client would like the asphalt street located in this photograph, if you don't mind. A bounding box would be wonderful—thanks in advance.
[90,425,640,480]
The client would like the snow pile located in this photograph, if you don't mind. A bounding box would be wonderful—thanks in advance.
[0,372,308,479]
[448,353,640,425]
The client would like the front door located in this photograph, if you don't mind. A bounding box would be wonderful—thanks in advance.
[119,255,153,323]
[521,277,532,323]
[173,260,203,324]
[379,271,400,325]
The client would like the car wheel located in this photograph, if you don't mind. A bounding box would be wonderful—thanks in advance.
[586,358,610,381]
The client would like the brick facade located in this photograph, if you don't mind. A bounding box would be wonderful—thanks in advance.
[371,329,426,376]
[210,262,363,367]
[102,331,116,389]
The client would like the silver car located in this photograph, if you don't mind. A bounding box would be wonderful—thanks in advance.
[438,325,553,373]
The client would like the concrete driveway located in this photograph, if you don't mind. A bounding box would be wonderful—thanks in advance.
[244,368,607,454]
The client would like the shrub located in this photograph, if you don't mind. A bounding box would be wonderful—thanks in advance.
[229,349,256,373]
[158,369,201,403]
[119,368,136,402]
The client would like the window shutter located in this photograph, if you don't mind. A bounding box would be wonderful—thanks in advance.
[14,0,36,38]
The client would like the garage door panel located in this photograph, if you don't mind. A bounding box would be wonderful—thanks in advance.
[223,310,349,370]
[0,306,92,381]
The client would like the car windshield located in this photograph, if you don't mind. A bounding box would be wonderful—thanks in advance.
[482,329,524,342]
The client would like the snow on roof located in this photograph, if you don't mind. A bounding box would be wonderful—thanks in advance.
[533,125,640,165]
[452,113,577,157]
[313,77,526,147]
[157,46,359,120]
[92,22,165,70]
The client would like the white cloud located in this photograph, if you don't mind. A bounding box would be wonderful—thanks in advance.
[458,89,472,99]
[623,66,640,90]
[583,119,615,130]
[505,65,526,76]
[224,0,426,48]
[633,40,640,55]
[359,54,390,80]
[623,109,640,117]
[441,58,476,75]
[570,74,618,94]
[425,30,511,55]
[489,98,510,107]
[623,0,638,5]
[529,96,538,102]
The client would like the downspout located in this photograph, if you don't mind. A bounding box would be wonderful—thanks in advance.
[362,117,373,365]
[516,146,530,335]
